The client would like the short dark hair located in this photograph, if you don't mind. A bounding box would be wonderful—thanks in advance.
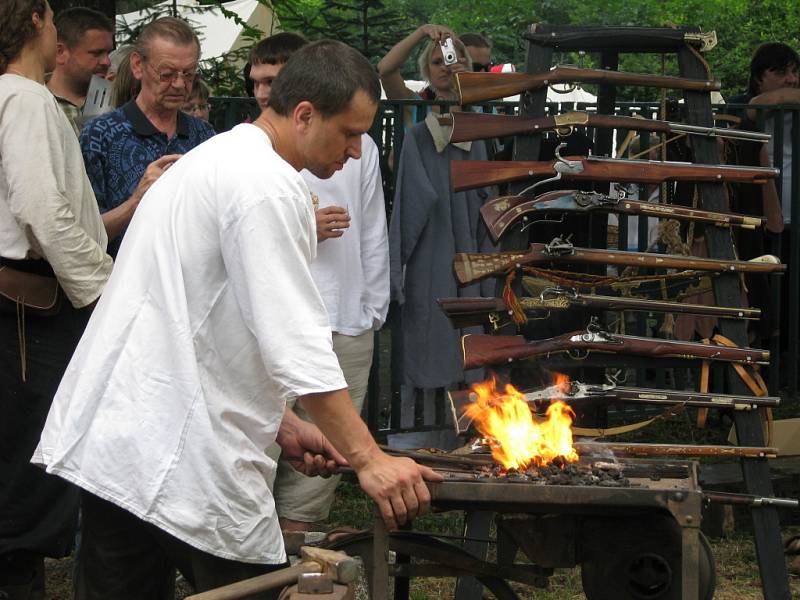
[0,0,47,74]
[268,40,380,118]
[54,6,113,48]
[249,32,308,66]
[189,77,210,102]
[134,16,200,60]
[748,42,800,95]
[459,32,491,48]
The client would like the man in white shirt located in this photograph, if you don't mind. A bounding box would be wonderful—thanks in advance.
[36,40,438,599]
[248,33,391,534]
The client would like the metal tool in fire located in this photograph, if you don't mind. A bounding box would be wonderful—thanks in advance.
[450,142,779,193]
[461,317,769,369]
[454,66,721,104]
[453,236,785,285]
[479,189,766,244]
[443,110,771,144]
[438,287,760,330]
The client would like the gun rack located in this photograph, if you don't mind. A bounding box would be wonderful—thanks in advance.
[463,23,791,600]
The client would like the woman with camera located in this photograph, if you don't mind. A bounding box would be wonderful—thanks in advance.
[383,25,496,413]
[378,24,471,105]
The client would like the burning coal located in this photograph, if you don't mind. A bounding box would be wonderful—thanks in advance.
[463,378,579,470]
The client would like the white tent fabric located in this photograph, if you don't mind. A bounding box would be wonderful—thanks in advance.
[117,0,277,63]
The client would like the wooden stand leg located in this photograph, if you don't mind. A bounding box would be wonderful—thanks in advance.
[371,510,390,599]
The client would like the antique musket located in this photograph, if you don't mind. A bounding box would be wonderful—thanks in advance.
[378,444,777,466]
[448,382,779,434]
[480,189,766,243]
[461,318,770,370]
[437,288,760,329]
[451,144,780,192]
[445,111,770,144]
[453,237,785,285]
[454,67,720,104]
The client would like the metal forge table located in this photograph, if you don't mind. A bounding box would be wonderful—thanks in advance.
[332,459,712,600]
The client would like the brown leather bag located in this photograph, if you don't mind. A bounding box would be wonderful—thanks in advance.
[0,265,61,316]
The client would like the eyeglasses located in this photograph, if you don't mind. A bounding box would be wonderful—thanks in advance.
[183,103,209,112]
[472,63,491,72]
[146,61,197,85]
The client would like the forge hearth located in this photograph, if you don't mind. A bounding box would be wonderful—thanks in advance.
[351,457,710,600]
[474,457,632,486]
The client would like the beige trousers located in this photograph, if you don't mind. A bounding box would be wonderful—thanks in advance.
[271,330,374,522]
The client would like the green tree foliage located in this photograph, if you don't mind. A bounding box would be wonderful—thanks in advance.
[269,0,413,63]
[114,0,800,99]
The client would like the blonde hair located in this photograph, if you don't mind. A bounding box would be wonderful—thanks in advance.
[417,37,471,87]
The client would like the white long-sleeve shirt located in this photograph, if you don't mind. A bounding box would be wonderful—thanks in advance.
[36,124,346,564]
[302,134,389,335]
[0,74,111,307]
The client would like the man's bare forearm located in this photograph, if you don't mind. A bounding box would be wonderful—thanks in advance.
[101,196,138,239]
[299,388,381,471]
[746,88,800,121]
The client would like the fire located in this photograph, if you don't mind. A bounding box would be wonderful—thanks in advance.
[464,378,579,470]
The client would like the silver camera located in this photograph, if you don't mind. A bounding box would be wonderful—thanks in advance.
[440,37,458,66]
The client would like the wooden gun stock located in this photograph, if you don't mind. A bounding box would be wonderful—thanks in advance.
[453,243,786,285]
[436,297,508,328]
[455,68,721,104]
[461,331,770,369]
[451,157,780,192]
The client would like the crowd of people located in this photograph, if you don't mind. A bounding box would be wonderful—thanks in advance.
[0,0,797,597]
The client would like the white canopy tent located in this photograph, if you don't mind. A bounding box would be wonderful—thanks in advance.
[116,0,278,64]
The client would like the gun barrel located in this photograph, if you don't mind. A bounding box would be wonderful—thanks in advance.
[703,491,799,508]
[668,122,771,142]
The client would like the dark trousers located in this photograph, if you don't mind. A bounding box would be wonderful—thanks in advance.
[77,491,289,600]
[0,300,89,596]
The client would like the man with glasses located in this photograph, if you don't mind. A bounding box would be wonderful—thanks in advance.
[80,17,214,257]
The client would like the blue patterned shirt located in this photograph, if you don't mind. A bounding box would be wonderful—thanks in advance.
[80,100,215,256]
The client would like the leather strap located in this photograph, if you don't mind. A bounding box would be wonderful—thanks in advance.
[535,404,685,438]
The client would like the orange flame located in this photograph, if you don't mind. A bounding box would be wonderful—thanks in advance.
[464,378,579,470]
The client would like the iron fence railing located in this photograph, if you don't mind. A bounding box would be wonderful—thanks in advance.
[209,97,800,437]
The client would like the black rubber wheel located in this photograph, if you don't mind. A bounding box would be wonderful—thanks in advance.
[580,514,716,600]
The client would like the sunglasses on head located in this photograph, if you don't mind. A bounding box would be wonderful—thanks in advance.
[472,63,491,72]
